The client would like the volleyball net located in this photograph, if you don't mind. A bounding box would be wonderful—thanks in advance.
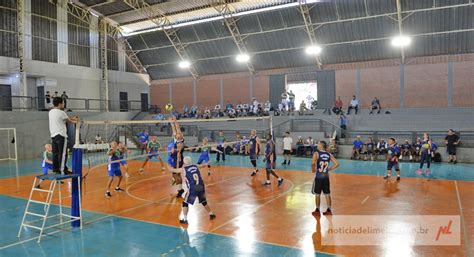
[73,116,273,169]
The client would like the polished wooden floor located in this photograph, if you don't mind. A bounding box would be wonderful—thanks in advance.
[1,159,472,257]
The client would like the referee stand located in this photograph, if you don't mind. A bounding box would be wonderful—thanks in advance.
[17,148,84,243]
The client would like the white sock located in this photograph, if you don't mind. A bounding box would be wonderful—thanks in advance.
[266,180,270,183]
[178,184,182,190]
[183,214,187,220]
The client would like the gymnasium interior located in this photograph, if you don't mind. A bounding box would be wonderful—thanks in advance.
[0,0,473,256]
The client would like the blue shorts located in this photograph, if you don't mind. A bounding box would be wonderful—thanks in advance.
[387,160,399,170]
[168,158,176,168]
[108,168,122,177]
[120,160,127,166]
[250,153,258,161]
[184,188,206,205]
[197,154,210,164]
[266,160,276,169]
[42,163,54,175]
[148,152,160,159]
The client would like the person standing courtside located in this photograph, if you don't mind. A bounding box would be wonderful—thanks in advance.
[445,129,460,164]
[49,97,79,174]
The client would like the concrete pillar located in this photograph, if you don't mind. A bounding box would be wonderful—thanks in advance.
[447,62,453,107]
[220,78,224,106]
[89,16,99,69]
[57,3,68,64]
[168,82,172,104]
[400,64,405,108]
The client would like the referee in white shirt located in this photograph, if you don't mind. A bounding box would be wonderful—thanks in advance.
[49,97,79,174]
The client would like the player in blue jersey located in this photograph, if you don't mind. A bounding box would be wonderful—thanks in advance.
[105,141,124,198]
[139,136,166,173]
[249,129,262,177]
[137,130,149,154]
[196,137,221,176]
[384,138,401,181]
[117,142,131,178]
[171,156,216,225]
[263,134,283,186]
[35,144,54,188]
[170,116,185,197]
[311,141,339,217]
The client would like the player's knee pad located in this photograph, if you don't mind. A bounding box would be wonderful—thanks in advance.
[201,200,208,206]
[182,202,189,208]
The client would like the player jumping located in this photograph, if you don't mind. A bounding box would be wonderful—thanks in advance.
[170,116,185,197]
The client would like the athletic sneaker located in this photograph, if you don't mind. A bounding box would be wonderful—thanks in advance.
[105,192,111,198]
[453,161,457,164]
[251,171,258,177]
[323,208,332,216]
[179,219,188,224]
[287,160,291,165]
[208,172,211,176]
[383,175,390,179]
[396,176,401,181]
[114,187,124,192]
[449,160,453,163]
[161,167,165,171]
[312,208,321,217]
[138,168,144,173]
[210,214,216,220]
[416,169,423,175]
[35,184,41,189]
[281,161,287,165]
[424,169,431,177]
[263,181,271,186]
[278,178,284,187]
[177,189,184,198]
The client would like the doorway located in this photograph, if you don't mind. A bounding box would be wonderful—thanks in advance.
[119,92,128,112]
[0,84,12,111]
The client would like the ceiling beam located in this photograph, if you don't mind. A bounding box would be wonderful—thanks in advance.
[88,0,116,8]
[396,0,405,64]
[53,0,147,74]
[123,0,199,79]
[212,2,254,74]
[143,28,474,68]
[298,1,322,69]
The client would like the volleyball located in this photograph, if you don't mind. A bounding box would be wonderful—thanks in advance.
[422,143,430,149]
[165,103,173,111]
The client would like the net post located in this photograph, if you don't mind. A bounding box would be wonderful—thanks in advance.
[71,147,83,227]
[269,115,274,138]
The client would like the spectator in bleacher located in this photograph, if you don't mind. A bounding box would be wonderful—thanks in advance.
[351,136,364,160]
[400,139,413,162]
[311,99,318,110]
[264,100,271,114]
[287,90,295,112]
[369,97,381,114]
[347,95,359,115]
[95,134,103,144]
[306,94,314,109]
[203,107,211,119]
[61,91,69,110]
[364,137,375,161]
[328,139,338,157]
[226,101,233,112]
[306,136,315,154]
[183,105,189,116]
[376,138,388,160]
[228,107,236,118]
[332,96,343,115]
[53,91,59,98]
[413,138,422,162]
[445,129,460,164]
[339,114,348,138]
[296,136,305,156]
[216,131,226,162]
[45,91,52,109]
[298,100,308,115]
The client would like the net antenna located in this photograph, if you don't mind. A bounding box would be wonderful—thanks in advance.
[0,128,18,161]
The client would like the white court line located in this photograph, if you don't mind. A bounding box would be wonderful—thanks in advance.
[361,196,370,204]
[210,179,300,232]
[454,180,472,257]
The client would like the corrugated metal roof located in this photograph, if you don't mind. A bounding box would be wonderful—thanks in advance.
[117,0,474,80]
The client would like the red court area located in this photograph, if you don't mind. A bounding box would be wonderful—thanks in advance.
[1,160,472,257]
